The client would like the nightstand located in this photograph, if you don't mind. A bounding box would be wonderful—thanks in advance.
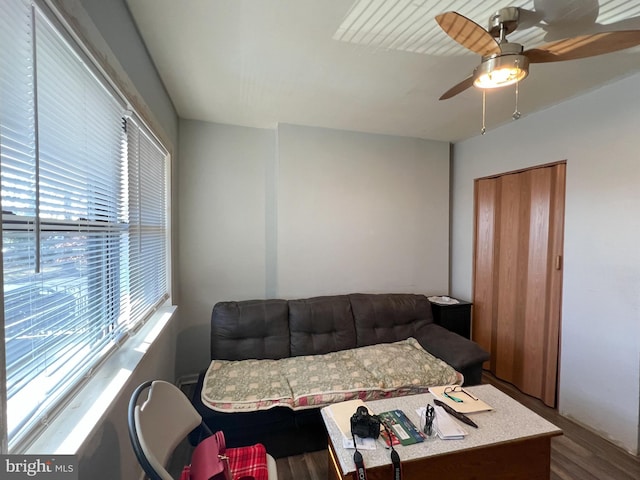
[428,299,472,339]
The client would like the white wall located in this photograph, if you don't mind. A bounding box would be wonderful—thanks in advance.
[77,317,177,480]
[450,73,640,455]
[277,124,450,297]
[177,120,275,375]
[176,121,450,377]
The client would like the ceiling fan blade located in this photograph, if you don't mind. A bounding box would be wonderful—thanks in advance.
[436,11,501,57]
[525,30,640,63]
[439,76,475,100]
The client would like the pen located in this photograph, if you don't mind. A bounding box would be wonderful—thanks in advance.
[433,399,478,428]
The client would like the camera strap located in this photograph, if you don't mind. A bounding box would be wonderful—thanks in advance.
[390,449,402,480]
[351,426,402,480]
[352,448,367,480]
[382,420,402,480]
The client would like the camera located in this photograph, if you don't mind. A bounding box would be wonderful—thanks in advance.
[350,406,381,439]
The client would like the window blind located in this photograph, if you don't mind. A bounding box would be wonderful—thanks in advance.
[1,0,170,451]
[125,117,169,329]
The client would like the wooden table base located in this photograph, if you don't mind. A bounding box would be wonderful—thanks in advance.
[328,435,553,480]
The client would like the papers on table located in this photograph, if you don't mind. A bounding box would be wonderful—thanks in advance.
[325,399,370,439]
[342,435,377,450]
[433,405,468,439]
[417,405,467,440]
[325,399,378,450]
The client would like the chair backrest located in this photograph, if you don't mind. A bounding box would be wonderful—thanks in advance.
[128,380,203,480]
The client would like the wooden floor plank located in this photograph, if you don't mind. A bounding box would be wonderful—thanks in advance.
[275,456,294,480]
[305,450,329,480]
[487,373,640,480]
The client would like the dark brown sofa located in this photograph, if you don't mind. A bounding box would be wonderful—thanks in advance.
[191,293,489,457]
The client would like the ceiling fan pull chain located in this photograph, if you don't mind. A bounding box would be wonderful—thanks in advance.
[513,80,521,120]
[481,89,486,135]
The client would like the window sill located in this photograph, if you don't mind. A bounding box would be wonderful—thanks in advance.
[22,303,177,455]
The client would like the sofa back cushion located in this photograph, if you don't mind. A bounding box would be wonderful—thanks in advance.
[289,295,357,356]
[211,299,290,360]
[349,293,434,347]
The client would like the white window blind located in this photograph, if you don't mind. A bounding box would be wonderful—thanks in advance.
[0,0,170,451]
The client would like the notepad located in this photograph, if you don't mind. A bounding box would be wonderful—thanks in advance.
[429,386,493,413]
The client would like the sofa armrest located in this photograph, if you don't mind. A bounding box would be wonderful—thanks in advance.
[416,323,490,373]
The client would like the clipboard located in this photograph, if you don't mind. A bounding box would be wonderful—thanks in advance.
[429,385,493,413]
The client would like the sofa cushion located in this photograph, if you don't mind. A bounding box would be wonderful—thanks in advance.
[349,293,434,347]
[289,295,356,356]
[211,299,290,360]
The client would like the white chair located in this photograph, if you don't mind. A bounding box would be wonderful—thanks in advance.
[128,380,278,480]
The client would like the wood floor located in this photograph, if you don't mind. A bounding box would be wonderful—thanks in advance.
[482,373,640,480]
[275,373,640,480]
[171,374,640,480]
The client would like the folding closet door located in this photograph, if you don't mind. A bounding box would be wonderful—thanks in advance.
[472,162,565,407]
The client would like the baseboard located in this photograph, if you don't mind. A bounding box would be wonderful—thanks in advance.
[176,373,199,388]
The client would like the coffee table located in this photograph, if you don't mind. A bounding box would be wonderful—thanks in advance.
[320,384,562,480]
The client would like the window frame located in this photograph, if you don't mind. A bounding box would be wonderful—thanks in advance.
[0,0,172,453]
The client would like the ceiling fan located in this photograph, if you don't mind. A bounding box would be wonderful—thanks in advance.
[437,6,640,100]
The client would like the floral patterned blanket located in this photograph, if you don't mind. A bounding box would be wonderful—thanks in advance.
[201,337,462,412]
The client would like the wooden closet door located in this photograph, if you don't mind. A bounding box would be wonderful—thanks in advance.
[473,163,565,407]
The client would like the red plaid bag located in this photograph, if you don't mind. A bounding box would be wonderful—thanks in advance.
[180,431,268,480]
[226,444,268,480]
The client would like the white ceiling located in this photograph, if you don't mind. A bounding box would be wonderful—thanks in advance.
[126,0,640,142]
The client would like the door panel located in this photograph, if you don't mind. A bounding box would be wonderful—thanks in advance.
[473,163,565,407]
[473,179,497,371]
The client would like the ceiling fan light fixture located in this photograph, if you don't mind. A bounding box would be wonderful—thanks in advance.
[473,54,529,89]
